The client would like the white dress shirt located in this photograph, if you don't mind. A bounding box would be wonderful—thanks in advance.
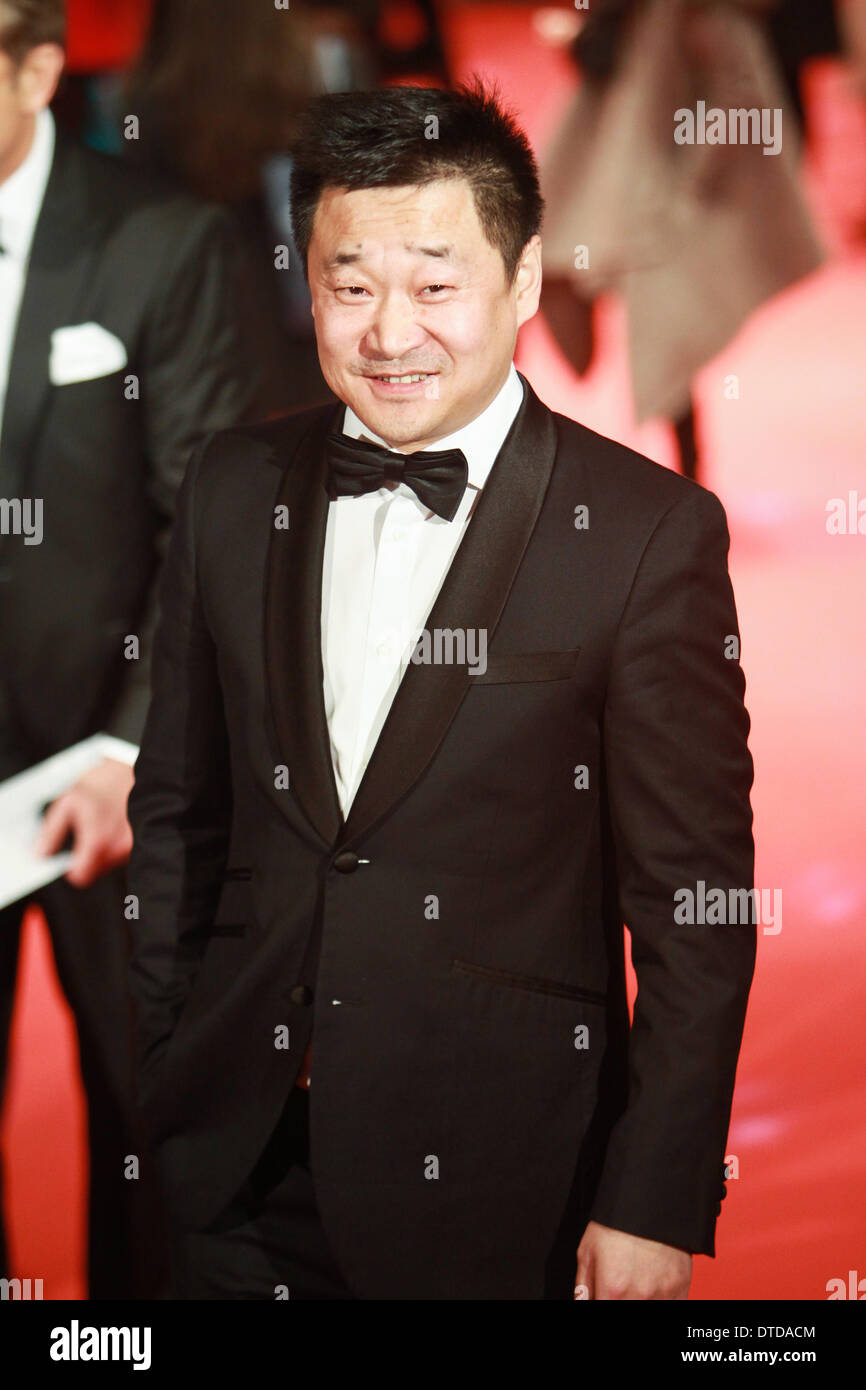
[0,107,55,446]
[321,364,525,817]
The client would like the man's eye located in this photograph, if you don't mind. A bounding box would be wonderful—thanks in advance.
[337,286,369,297]
[422,285,450,295]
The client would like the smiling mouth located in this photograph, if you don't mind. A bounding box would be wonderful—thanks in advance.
[366,372,437,384]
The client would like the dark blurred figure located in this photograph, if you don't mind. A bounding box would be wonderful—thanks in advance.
[0,0,267,1296]
[53,1,452,150]
[540,0,826,482]
[365,0,450,84]
[302,2,450,85]
[767,0,841,131]
[49,0,152,150]
[123,0,373,414]
[63,4,451,415]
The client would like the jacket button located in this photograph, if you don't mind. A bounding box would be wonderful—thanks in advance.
[333,850,359,873]
[290,984,313,1006]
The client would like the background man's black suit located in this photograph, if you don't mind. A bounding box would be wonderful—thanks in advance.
[128,373,756,1299]
[0,123,264,1296]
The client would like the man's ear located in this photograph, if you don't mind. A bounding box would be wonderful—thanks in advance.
[15,42,65,115]
[514,234,542,329]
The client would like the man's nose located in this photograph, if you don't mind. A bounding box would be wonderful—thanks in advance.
[365,292,426,362]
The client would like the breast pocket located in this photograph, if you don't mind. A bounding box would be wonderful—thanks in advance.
[468,648,580,685]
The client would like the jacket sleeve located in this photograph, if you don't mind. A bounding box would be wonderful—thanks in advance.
[104,204,266,747]
[588,484,756,1256]
[125,434,233,1104]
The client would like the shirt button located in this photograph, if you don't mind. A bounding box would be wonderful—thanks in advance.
[290,984,313,1006]
[391,526,405,542]
[333,850,360,873]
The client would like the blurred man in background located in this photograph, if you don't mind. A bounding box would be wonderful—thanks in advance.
[0,0,267,1296]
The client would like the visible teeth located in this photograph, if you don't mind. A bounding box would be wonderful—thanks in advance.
[377,374,430,383]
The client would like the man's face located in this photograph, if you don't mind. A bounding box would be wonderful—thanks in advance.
[308,177,541,451]
[0,41,63,184]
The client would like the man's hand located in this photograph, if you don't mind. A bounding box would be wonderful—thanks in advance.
[575,1220,692,1300]
[33,758,135,888]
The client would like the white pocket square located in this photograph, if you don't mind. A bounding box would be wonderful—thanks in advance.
[49,322,128,385]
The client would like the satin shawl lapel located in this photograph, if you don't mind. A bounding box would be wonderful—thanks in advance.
[343,375,557,844]
[264,402,345,848]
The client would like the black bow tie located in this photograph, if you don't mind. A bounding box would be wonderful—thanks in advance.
[325,430,469,522]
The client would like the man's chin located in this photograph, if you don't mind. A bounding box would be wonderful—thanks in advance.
[349,382,447,448]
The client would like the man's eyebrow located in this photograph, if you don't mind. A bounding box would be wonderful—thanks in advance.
[403,241,456,261]
[323,242,457,272]
[324,251,365,270]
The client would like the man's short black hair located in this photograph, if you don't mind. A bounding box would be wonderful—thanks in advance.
[290,78,544,286]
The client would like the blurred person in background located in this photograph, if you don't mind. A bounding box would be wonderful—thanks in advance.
[359,0,450,85]
[48,0,154,150]
[540,0,826,483]
[0,0,267,1296]
[123,0,370,414]
[121,1,453,416]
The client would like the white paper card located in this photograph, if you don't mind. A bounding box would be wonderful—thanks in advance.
[0,734,139,911]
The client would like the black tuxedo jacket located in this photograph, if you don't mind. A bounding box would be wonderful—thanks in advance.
[127,373,756,1299]
[0,125,264,769]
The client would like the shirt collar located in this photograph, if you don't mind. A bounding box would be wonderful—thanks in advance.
[0,107,56,265]
[341,363,525,491]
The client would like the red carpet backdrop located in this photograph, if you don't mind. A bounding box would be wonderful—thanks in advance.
[2,1,864,1301]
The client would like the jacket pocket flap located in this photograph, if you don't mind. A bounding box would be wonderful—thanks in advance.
[468,648,580,685]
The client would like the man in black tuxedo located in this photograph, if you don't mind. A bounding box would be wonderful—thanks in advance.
[0,2,265,1296]
[128,81,756,1300]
